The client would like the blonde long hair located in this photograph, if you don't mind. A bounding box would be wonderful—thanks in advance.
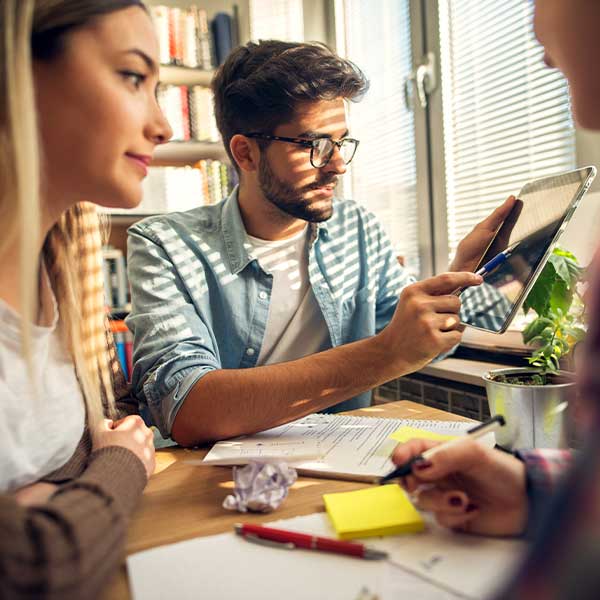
[0,0,145,426]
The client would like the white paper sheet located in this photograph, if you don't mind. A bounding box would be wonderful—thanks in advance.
[127,513,525,600]
[265,513,525,600]
[127,524,385,600]
[201,414,487,481]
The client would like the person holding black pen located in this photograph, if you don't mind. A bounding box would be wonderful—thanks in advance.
[391,1,600,595]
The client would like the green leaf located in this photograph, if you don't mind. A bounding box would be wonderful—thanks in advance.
[553,247,577,261]
[548,254,571,286]
[549,279,573,315]
[522,317,554,343]
[523,261,555,315]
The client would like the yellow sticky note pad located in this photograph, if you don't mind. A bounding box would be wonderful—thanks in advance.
[323,485,425,540]
[389,426,457,444]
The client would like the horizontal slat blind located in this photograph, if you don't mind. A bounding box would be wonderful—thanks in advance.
[249,0,304,42]
[439,0,576,261]
[342,0,421,275]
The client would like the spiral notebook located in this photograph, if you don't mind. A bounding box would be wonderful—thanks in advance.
[200,413,486,482]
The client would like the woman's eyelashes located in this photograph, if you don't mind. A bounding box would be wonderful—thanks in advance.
[119,70,147,90]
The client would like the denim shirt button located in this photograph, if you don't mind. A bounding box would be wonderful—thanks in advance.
[258,291,268,300]
[246,348,255,356]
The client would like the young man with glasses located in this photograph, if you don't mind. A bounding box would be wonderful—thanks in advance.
[126,40,513,445]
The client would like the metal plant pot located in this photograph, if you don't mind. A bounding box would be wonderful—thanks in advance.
[483,368,575,450]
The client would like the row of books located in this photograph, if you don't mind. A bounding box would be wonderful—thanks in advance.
[152,5,212,70]
[152,6,236,69]
[110,320,133,382]
[158,85,219,142]
[121,162,238,215]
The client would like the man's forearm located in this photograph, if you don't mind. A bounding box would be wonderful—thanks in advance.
[171,334,407,445]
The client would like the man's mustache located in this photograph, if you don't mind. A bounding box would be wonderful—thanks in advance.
[305,176,338,191]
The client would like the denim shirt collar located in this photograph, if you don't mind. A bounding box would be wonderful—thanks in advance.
[221,186,253,275]
[221,186,332,275]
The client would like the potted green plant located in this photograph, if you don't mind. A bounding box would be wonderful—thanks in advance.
[483,248,585,449]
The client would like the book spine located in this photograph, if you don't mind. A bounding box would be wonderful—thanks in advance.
[175,8,185,66]
[180,85,190,141]
[211,13,233,66]
[124,329,133,382]
[197,8,214,70]
[151,6,170,65]
[168,7,177,64]
[110,320,129,380]
[184,8,199,68]
[115,253,128,308]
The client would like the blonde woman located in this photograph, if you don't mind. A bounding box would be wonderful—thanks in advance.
[0,1,171,598]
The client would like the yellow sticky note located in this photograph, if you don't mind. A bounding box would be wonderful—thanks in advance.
[323,485,425,540]
[389,426,457,444]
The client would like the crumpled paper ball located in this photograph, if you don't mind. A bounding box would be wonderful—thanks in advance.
[223,461,297,513]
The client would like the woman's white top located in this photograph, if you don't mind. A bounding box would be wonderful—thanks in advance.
[0,269,86,493]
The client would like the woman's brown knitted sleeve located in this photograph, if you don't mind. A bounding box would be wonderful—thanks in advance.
[0,446,146,600]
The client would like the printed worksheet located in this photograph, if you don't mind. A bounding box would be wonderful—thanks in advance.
[201,414,484,481]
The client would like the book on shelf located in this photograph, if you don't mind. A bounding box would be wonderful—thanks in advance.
[211,12,234,66]
[109,319,133,382]
[151,5,229,70]
[102,247,129,310]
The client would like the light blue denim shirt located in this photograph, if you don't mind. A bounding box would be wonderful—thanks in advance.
[126,187,415,437]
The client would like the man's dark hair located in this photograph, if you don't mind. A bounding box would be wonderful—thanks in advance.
[211,40,369,169]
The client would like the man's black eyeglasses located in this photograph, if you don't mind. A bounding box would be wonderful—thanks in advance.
[243,133,360,169]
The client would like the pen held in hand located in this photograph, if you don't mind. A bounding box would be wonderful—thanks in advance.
[451,243,519,296]
[379,414,506,484]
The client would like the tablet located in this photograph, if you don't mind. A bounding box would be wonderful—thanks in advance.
[460,166,596,333]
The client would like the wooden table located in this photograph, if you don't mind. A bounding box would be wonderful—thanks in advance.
[104,400,471,599]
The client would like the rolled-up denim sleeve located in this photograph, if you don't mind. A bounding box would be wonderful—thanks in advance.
[126,224,220,438]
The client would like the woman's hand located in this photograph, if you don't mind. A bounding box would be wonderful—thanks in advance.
[92,416,156,479]
[392,438,528,536]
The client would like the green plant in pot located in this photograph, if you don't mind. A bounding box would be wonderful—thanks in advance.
[484,248,586,449]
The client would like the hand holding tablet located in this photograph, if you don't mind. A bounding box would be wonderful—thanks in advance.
[459,166,596,333]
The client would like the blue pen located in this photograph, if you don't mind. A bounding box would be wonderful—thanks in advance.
[475,248,512,277]
[452,244,517,295]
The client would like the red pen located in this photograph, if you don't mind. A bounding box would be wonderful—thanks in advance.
[234,523,388,560]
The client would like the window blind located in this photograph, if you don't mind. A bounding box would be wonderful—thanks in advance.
[249,0,304,42]
[341,0,421,275]
[439,0,576,262]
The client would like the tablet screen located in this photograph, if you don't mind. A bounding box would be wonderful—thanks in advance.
[459,167,595,333]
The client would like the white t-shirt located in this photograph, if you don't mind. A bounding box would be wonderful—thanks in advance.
[245,227,330,366]
[0,268,86,493]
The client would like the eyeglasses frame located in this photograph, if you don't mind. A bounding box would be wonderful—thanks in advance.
[242,132,360,169]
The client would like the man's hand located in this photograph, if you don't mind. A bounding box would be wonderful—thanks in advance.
[379,271,482,374]
[392,438,527,536]
[450,196,517,273]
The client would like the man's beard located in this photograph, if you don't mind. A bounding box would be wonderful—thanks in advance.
[258,154,337,223]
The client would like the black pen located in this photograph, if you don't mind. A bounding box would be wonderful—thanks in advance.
[379,415,506,484]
